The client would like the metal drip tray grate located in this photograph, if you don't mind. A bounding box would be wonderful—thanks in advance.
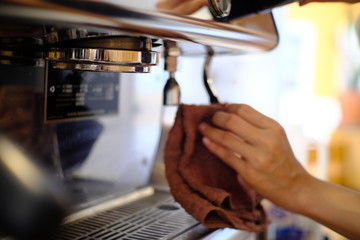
[53,190,206,240]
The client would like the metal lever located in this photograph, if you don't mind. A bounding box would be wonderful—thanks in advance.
[203,45,220,104]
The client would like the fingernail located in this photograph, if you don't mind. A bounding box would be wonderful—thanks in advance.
[198,123,206,131]
[202,137,211,146]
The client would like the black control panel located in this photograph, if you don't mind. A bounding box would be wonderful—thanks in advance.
[45,66,120,122]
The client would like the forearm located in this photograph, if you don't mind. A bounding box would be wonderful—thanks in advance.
[294,175,360,239]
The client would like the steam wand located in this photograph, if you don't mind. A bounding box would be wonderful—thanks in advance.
[203,45,220,104]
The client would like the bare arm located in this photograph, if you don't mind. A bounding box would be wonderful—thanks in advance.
[198,104,360,239]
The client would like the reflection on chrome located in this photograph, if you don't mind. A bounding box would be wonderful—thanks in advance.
[0,0,278,52]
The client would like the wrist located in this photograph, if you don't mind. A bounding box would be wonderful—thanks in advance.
[290,173,319,215]
[264,166,314,214]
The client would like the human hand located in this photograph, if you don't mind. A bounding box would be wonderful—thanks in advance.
[156,0,208,15]
[198,104,310,212]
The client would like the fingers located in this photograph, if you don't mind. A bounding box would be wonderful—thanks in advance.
[156,0,182,10]
[156,0,208,15]
[226,104,275,129]
[199,122,255,162]
[202,136,246,174]
[211,111,261,145]
[210,103,277,145]
[172,0,208,15]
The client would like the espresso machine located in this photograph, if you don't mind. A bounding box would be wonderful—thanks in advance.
[0,1,279,239]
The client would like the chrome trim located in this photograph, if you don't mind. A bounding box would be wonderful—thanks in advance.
[45,28,89,44]
[63,186,155,224]
[46,48,160,66]
[45,32,155,50]
[0,1,278,52]
[51,62,152,73]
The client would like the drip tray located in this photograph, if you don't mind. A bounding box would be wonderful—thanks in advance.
[53,189,211,240]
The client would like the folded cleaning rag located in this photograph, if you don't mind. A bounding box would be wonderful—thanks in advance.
[164,104,268,232]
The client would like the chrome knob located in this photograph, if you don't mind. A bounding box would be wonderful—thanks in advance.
[208,0,231,19]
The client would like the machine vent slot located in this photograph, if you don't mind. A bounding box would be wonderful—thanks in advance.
[52,191,200,240]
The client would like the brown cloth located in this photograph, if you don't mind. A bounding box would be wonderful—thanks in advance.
[164,104,268,232]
